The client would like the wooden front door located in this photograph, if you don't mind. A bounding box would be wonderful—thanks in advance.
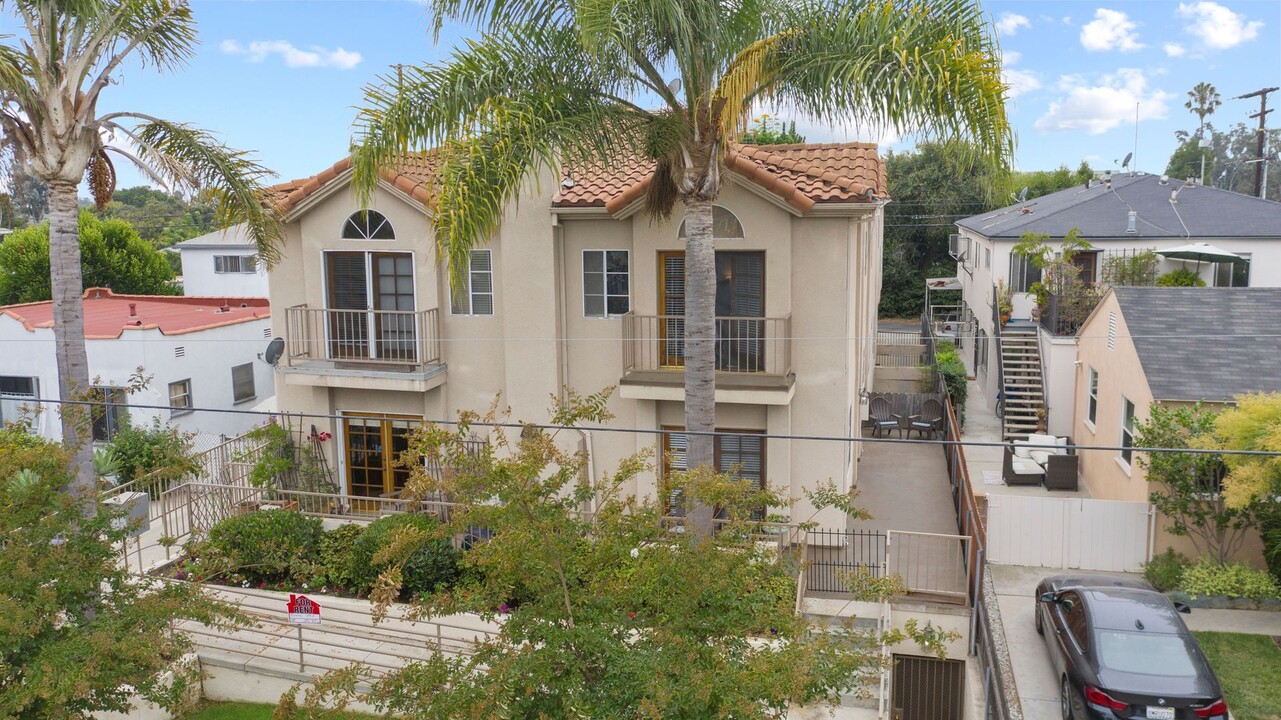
[343,414,420,498]
[1072,251,1099,286]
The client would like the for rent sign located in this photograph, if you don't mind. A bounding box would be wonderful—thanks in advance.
[287,594,321,624]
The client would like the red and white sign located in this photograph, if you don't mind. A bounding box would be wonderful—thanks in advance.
[287,594,322,624]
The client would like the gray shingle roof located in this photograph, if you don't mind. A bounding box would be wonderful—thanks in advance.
[1111,287,1281,402]
[173,224,253,249]
[958,174,1281,240]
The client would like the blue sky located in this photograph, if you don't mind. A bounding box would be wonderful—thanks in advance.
[8,1,1278,188]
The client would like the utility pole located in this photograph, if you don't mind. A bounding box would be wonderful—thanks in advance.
[1235,86,1277,199]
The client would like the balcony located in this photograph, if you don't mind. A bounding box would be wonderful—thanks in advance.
[281,305,447,392]
[620,314,794,404]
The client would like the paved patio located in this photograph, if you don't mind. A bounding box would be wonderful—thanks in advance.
[850,430,961,537]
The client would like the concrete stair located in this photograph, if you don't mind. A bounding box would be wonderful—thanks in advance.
[998,327,1046,441]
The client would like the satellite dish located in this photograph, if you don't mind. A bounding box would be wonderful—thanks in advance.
[1018,187,1029,202]
[260,337,284,367]
[1121,152,1133,171]
[667,77,682,95]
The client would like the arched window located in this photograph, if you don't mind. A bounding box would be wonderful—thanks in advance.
[342,210,395,240]
[677,206,744,240]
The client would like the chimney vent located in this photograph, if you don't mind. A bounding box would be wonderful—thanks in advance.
[128,303,137,317]
[1126,211,1137,234]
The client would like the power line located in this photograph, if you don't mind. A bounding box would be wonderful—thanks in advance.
[15,395,1281,457]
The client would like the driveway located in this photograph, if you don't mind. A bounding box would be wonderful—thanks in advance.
[990,564,1145,720]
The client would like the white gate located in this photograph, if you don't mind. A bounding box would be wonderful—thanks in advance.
[986,495,1152,572]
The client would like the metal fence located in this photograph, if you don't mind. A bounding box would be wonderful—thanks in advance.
[285,304,442,366]
[875,331,926,368]
[804,529,886,594]
[621,313,792,376]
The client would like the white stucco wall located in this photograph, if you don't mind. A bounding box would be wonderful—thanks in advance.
[0,315,276,444]
[177,246,270,297]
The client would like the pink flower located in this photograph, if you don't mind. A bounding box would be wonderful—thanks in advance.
[628,612,637,619]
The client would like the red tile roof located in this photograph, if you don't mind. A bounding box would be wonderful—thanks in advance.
[0,288,270,339]
[268,142,886,216]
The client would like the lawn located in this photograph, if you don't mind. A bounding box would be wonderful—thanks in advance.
[1192,631,1281,720]
[184,702,379,719]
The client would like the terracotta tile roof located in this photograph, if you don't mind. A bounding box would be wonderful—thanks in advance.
[268,142,885,216]
[0,288,270,339]
[267,154,442,213]
[554,142,887,211]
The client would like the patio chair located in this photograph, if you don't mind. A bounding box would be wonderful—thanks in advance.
[869,396,899,437]
[907,398,944,439]
[1044,440,1079,491]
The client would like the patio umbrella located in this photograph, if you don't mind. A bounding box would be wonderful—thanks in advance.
[1157,243,1246,274]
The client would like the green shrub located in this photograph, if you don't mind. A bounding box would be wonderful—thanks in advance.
[933,341,968,425]
[316,523,365,589]
[204,510,323,584]
[1143,548,1190,592]
[1156,268,1206,287]
[109,418,198,491]
[1262,519,1281,584]
[1180,559,1280,601]
[350,514,461,598]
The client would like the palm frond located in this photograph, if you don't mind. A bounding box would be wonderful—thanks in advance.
[133,120,284,266]
[744,0,1012,169]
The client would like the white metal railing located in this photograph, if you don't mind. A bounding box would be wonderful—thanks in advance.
[886,530,970,601]
[286,304,442,366]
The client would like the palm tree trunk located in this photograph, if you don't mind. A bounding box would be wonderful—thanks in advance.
[47,179,96,511]
[682,197,716,536]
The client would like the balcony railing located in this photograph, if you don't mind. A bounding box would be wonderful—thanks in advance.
[285,305,441,366]
[621,313,791,376]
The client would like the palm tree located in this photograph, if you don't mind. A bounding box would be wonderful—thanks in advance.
[0,0,282,505]
[1184,82,1221,184]
[352,0,1011,533]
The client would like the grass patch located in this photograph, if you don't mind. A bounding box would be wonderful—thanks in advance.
[183,702,378,720]
[1192,631,1281,720]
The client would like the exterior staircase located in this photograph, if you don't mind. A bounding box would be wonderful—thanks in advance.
[999,325,1045,440]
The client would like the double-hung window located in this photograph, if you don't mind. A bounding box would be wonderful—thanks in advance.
[1119,397,1136,467]
[214,255,257,273]
[90,386,128,443]
[583,250,630,317]
[450,249,494,316]
[169,379,193,416]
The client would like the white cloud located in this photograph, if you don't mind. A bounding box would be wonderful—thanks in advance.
[1034,69,1173,135]
[1001,52,1040,99]
[220,39,362,69]
[996,12,1030,35]
[1176,2,1262,50]
[1080,8,1145,52]
[1163,42,1187,57]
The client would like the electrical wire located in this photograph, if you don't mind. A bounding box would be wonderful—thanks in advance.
[13,395,1281,457]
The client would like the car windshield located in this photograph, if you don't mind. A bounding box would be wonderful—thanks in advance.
[1094,631,1198,676]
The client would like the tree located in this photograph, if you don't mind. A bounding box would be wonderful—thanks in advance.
[1010,161,1095,199]
[350,0,1012,533]
[0,0,284,502]
[740,115,805,145]
[104,185,218,248]
[1165,139,1215,183]
[0,430,235,718]
[1136,403,1265,565]
[0,211,179,304]
[1185,82,1222,131]
[1216,393,1281,510]
[278,391,949,719]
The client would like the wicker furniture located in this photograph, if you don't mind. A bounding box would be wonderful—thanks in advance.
[1001,434,1079,490]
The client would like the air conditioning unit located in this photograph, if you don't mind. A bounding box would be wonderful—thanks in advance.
[948,233,967,260]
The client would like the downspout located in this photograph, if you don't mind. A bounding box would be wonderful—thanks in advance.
[553,212,597,515]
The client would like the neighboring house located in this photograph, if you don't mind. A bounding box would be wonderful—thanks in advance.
[265,143,887,530]
[1074,286,1281,566]
[174,224,269,297]
[952,173,1281,439]
[0,288,276,445]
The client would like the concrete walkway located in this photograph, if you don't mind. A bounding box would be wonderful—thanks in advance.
[1182,608,1281,636]
[852,430,962,537]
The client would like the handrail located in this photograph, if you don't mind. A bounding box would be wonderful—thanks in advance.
[285,304,442,366]
[621,313,792,376]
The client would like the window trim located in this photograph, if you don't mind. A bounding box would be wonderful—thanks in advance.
[1118,396,1136,471]
[231,363,256,405]
[1085,367,1098,430]
[582,249,631,318]
[168,379,193,416]
[449,249,495,316]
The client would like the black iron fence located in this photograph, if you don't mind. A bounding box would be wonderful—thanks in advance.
[805,529,886,594]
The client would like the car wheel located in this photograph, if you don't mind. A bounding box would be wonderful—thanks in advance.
[1060,677,1072,720]
[1035,606,1043,635]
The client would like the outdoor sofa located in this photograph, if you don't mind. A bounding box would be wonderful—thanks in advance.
[1001,433,1079,491]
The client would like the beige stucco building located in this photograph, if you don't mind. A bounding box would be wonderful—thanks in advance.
[1073,286,1281,565]
[264,144,888,530]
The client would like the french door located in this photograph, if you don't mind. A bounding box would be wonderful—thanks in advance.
[343,413,420,498]
[661,428,765,520]
[325,252,417,361]
[658,251,765,371]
